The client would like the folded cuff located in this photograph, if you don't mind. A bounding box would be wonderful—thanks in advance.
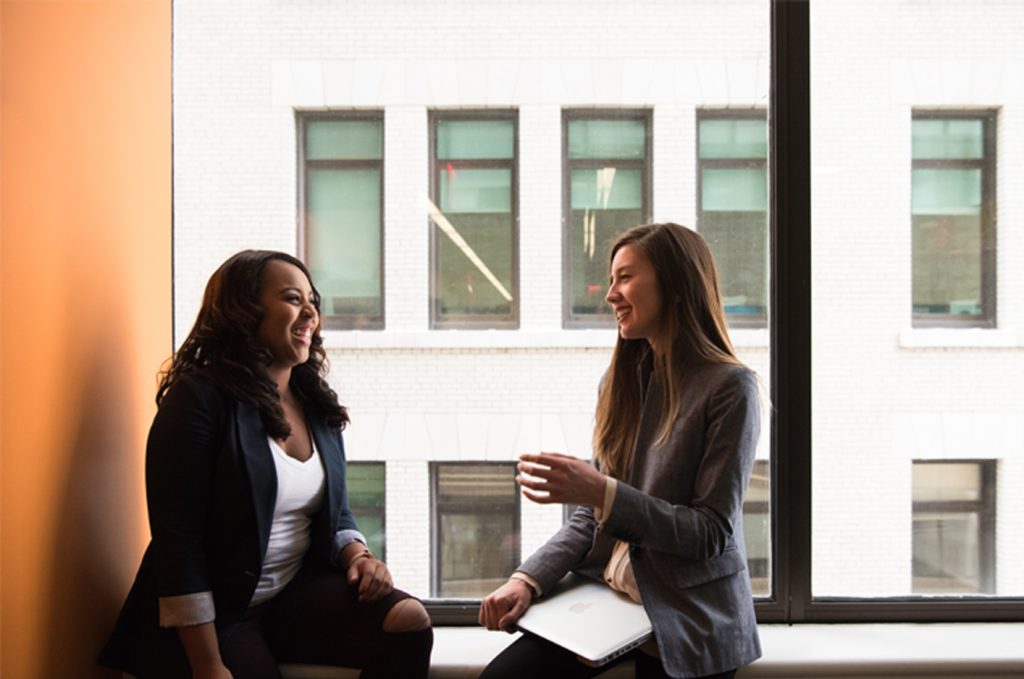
[331,528,368,566]
[158,591,215,627]
[510,571,543,598]
[594,476,618,526]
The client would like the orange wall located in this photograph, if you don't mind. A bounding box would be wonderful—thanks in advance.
[1,2,172,677]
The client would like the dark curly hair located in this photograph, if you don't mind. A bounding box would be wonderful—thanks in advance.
[157,249,349,437]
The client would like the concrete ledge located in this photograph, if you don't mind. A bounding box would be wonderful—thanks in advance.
[277,623,1024,679]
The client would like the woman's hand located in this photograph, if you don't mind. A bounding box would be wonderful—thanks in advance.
[517,452,607,508]
[479,578,533,632]
[345,549,394,603]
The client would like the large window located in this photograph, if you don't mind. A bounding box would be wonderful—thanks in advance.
[911,112,996,327]
[347,462,386,560]
[698,111,768,327]
[912,460,996,595]
[299,113,384,329]
[563,110,651,326]
[429,112,518,328]
[431,463,520,598]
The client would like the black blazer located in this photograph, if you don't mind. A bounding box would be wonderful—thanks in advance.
[99,372,359,677]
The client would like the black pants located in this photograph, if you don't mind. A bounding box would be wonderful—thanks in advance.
[480,633,737,679]
[216,562,433,679]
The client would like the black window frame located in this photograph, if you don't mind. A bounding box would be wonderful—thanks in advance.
[911,459,997,595]
[561,108,653,329]
[910,109,997,329]
[297,110,385,330]
[428,109,520,330]
[429,461,521,601]
[696,108,769,329]
[426,0,1024,625]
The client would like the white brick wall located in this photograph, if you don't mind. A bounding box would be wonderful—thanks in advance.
[173,0,1024,600]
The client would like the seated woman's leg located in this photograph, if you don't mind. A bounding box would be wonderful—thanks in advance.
[480,633,629,679]
[262,562,432,678]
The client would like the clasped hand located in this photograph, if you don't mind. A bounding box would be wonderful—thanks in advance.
[517,452,606,508]
[345,551,393,603]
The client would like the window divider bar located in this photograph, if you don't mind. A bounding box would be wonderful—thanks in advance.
[768,0,811,624]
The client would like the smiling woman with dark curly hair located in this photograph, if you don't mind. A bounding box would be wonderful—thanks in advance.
[99,250,432,679]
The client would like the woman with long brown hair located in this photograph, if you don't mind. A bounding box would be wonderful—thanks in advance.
[480,223,762,679]
[100,250,432,679]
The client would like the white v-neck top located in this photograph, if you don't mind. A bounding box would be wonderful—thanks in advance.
[249,437,326,606]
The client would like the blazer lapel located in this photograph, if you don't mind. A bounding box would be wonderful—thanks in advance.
[236,402,277,561]
[309,416,345,525]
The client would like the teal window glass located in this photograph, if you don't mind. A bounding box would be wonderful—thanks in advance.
[431,116,517,326]
[307,120,383,161]
[433,463,519,598]
[347,462,386,559]
[698,113,768,322]
[565,114,649,322]
[303,116,384,328]
[911,115,992,321]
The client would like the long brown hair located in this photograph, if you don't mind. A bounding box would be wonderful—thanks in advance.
[593,223,741,480]
[158,250,349,437]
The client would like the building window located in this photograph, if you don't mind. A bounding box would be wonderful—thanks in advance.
[563,110,651,327]
[912,460,996,594]
[697,111,768,327]
[743,459,770,597]
[299,113,384,329]
[911,112,996,327]
[431,462,519,598]
[429,112,518,328]
[347,462,386,560]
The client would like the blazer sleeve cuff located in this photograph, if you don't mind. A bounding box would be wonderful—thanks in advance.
[158,591,215,627]
[510,571,543,597]
[593,477,618,526]
[331,528,368,566]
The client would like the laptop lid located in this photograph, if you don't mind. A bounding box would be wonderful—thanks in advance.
[515,573,653,667]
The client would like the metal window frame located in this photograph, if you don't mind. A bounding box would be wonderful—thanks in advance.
[910,109,998,329]
[429,461,522,606]
[296,110,386,330]
[696,108,769,329]
[428,110,520,329]
[561,108,654,329]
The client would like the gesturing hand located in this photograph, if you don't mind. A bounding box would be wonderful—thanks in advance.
[517,452,607,508]
[479,578,533,632]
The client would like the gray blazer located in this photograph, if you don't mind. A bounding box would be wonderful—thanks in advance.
[519,362,762,678]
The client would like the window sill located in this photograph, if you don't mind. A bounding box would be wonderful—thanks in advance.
[321,328,770,351]
[899,328,1020,349]
[277,622,1024,679]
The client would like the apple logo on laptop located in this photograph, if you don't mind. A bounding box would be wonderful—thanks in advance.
[570,602,592,613]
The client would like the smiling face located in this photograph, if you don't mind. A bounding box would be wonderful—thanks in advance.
[257,259,319,376]
[606,243,666,348]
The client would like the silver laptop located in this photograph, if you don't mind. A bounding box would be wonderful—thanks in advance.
[515,573,653,667]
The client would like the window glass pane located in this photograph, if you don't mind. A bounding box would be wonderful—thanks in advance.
[439,168,512,213]
[702,168,767,212]
[698,116,769,324]
[699,119,768,159]
[912,213,982,315]
[347,462,386,558]
[432,116,516,325]
[912,119,983,160]
[568,168,643,317]
[743,460,771,597]
[568,119,646,159]
[435,464,518,598]
[812,0,1017,600]
[307,120,382,160]
[307,168,382,318]
[911,169,981,215]
[437,120,514,160]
